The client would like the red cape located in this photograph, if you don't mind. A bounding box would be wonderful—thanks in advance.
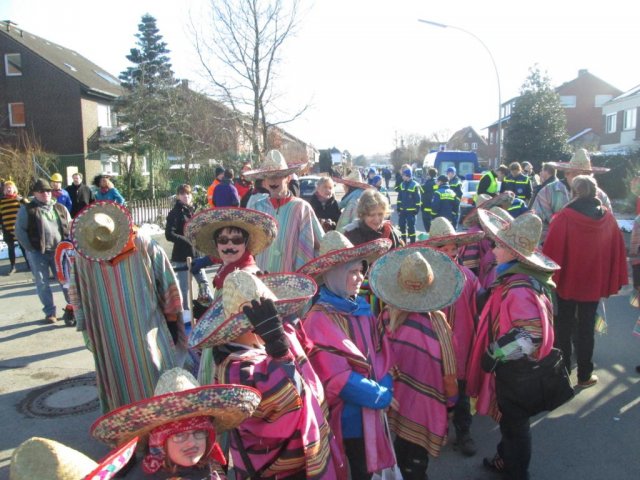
[542,208,627,301]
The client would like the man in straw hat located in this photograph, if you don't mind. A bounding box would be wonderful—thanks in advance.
[532,148,611,244]
[543,175,627,389]
[185,206,277,385]
[466,210,560,480]
[188,270,345,479]
[91,367,262,478]
[15,178,73,323]
[369,246,464,480]
[299,231,396,478]
[69,201,184,413]
[420,217,484,457]
[335,168,373,232]
[244,149,324,274]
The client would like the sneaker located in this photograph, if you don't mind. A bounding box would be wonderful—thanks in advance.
[45,315,58,323]
[454,433,477,457]
[577,374,598,388]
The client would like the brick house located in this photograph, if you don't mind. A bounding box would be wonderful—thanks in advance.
[447,126,490,166]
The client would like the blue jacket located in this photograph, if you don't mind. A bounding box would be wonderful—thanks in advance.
[448,175,463,199]
[507,197,529,218]
[95,187,125,205]
[501,173,532,201]
[431,183,460,223]
[395,179,422,213]
[213,179,240,207]
[421,177,437,213]
[53,189,72,212]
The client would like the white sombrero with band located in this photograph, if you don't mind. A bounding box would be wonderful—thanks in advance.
[333,169,373,191]
[462,191,515,227]
[242,150,307,180]
[418,217,485,248]
[546,148,610,174]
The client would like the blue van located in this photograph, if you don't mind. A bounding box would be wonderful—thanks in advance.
[422,150,479,179]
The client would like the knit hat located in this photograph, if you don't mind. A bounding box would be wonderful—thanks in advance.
[462,191,515,227]
[369,246,464,313]
[478,210,559,272]
[215,166,225,177]
[546,149,610,174]
[419,216,485,248]
[446,166,456,174]
[402,168,412,177]
[242,150,306,180]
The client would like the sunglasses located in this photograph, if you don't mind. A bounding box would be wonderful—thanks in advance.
[37,189,52,193]
[216,236,245,246]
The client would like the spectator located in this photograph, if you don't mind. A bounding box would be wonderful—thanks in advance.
[66,172,94,217]
[477,165,509,199]
[0,180,28,274]
[49,173,72,212]
[207,166,225,207]
[235,163,253,201]
[366,167,377,185]
[522,161,540,190]
[432,174,460,227]
[308,176,341,232]
[370,174,391,203]
[500,162,532,203]
[240,178,269,208]
[421,167,438,233]
[446,166,463,200]
[94,176,125,205]
[382,166,392,189]
[343,188,403,248]
[213,168,240,207]
[15,178,72,323]
[395,167,422,244]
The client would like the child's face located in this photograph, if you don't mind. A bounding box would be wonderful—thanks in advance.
[166,430,208,467]
[493,243,516,264]
[437,243,459,259]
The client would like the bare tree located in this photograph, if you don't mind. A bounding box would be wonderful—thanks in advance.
[192,0,308,157]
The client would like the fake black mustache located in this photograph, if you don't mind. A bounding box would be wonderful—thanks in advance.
[268,184,281,189]
[221,248,240,255]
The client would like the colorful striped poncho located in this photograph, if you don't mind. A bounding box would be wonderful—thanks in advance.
[216,325,345,479]
[383,309,457,457]
[70,232,182,413]
[248,194,324,274]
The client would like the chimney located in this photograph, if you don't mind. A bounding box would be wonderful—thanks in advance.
[578,69,588,76]
[3,20,18,32]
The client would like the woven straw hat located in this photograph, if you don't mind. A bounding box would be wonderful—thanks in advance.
[488,206,514,223]
[369,246,464,313]
[333,169,372,190]
[419,217,485,248]
[10,436,137,480]
[462,191,515,227]
[71,201,133,261]
[91,368,261,448]
[185,207,277,257]
[547,148,610,174]
[242,150,306,180]
[297,230,392,282]
[478,210,560,272]
[189,270,317,349]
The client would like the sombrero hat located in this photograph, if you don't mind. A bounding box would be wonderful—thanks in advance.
[418,217,485,248]
[188,270,317,349]
[91,368,261,448]
[369,246,464,313]
[10,436,138,480]
[333,169,372,191]
[242,150,306,180]
[462,191,515,227]
[185,207,277,258]
[547,148,610,174]
[71,201,133,262]
[297,230,392,282]
[488,206,514,223]
[478,210,559,272]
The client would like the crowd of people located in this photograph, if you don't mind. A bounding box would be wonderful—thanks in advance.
[5,147,638,480]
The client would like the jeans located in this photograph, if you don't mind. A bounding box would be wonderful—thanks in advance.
[398,211,417,243]
[554,297,599,382]
[26,250,70,317]
[173,262,211,310]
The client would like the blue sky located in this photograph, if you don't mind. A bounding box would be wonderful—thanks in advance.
[2,0,639,156]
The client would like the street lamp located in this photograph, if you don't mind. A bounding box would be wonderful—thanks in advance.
[418,19,502,165]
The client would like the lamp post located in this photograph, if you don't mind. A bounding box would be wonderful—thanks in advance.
[418,19,502,165]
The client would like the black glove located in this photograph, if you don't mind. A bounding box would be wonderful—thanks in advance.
[167,321,180,345]
[242,297,290,358]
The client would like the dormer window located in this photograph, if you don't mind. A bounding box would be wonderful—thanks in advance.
[4,53,22,76]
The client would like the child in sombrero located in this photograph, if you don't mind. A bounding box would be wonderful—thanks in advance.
[420,217,484,457]
[188,270,345,479]
[369,246,464,480]
[91,367,261,479]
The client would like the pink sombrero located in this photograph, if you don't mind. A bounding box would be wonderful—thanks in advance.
[546,148,610,174]
[71,201,133,262]
[242,150,307,180]
[188,270,317,349]
[91,368,261,448]
[333,169,373,191]
[185,207,278,257]
[418,217,485,248]
[462,191,515,227]
[478,210,560,272]
[297,230,392,282]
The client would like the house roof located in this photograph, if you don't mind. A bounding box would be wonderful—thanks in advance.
[0,20,123,99]
[609,84,640,102]
[449,126,488,146]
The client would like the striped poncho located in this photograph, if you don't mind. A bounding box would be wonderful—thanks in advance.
[70,232,182,413]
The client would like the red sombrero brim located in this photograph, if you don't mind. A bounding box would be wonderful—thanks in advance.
[84,437,138,480]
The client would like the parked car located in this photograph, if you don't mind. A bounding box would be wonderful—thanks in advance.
[299,175,322,201]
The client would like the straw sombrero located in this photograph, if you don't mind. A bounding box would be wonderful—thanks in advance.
[71,201,132,262]
[333,169,372,191]
[547,148,610,174]
[10,436,137,480]
[242,150,306,180]
[188,270,317,349]
[488,206,514,223]
[91,368,261,448]
[462,191,515,227]
[418,217,485,248]
[185,207,277,258]
[369,246,464,313]
[297,230,392,282]
[478,210,560,272]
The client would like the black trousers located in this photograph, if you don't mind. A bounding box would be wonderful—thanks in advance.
[453,379,473,435]
[394,436,429,480]
[343,438,371,480]
[554,297,599,382]
[3,231,27,267]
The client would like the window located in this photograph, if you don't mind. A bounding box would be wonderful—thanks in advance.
[464,142,469,150]
[97,104,112,128]
[606,113,617,134]
[489,131,495,144]
[595,95,613,107]
[8,103,25,126]
[100,154,120,175]
[4,53,22,76]
[560,95,576,108]
[468,131,472,138]
[624,109,637,130]
[472,142,478,150]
